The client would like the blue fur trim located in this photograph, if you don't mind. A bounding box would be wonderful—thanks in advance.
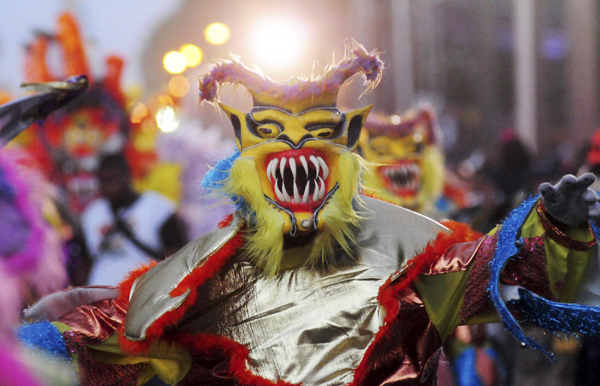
[201,150,249,211]
[17,322,69,361]
[453,347,483,386]
[511,288,600,336]
[487,195,555,358]
[201,150,240,193]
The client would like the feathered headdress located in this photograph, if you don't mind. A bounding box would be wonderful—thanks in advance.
[24,12,125,104]
[199,41,383,109]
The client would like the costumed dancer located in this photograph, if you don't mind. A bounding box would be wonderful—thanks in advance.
[21,42,600,386]
[359,106,475,220]
[359,108,501,386]
[20,12,180,215]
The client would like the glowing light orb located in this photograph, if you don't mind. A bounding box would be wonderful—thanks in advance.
[180,44,203,67]
[391,115,401,125]
[169,75,191,98]
[251,20,304,69]
[156,106,179,133]
[205,23,231,45]
[130,102,148,124]
[163,51,187,74]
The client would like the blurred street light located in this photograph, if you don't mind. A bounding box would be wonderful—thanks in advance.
[180,44,203,67]
[250,19,305,71]
[163,51,187,74]
[156,106,180,133]
[169,75,191,98]
[205,23,231,45]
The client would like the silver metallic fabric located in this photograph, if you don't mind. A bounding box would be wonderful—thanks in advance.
[125,196,447,385]
[124,214,243,341]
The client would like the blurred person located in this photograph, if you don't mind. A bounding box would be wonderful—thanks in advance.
[360,108,501,386]
[81,153,187,286]
[575,128,600,386]
[359,106,480,221]
[19,12,181,218]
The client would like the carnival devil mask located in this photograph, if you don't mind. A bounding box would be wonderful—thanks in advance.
[23,12,130,213]
[199,42,383,274]
[359,107,444,213]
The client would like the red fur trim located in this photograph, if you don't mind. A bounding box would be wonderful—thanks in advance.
[169,333,298,386]
[117,232,244,355]
[350,221,481,385]
[218,214,235,228]
[116,262,157,305]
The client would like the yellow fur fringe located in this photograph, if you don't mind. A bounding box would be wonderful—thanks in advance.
[225,152,366,276]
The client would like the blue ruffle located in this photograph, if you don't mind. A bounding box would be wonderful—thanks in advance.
[486,195,555,358]
[511,288,600,336]
[17,322,69,361]
[489,194,600,360]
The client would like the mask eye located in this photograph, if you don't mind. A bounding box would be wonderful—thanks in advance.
[371,142,389,156]
[411,133,425,153]
[306,124,335,139]
[257,123,281,139]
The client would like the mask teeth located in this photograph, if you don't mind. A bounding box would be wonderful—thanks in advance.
[268,155,329,204]
[382,162,421,192]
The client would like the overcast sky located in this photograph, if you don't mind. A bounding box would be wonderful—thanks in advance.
[0,0,177,95]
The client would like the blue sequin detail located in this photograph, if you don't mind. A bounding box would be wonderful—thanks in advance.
[487,195,555,358]
[17,322,69,361]
[512,288,600,336]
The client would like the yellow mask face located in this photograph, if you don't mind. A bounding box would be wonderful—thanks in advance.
[359,112,444,213]
[221,103,371,237]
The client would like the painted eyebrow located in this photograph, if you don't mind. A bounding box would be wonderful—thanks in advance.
[304,122,339,130]
[250,106,341,116]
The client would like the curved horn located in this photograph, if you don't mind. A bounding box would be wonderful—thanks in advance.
[56,12,91,80]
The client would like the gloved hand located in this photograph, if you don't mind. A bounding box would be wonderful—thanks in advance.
[539,173,600,227]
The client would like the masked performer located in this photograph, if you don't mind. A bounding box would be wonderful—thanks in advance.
[359,107,474,220]
[359,108,501,386]
[21,12,178,215]
[22,43,600,386]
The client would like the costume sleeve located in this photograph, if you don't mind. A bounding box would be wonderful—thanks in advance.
[412,198,597,341]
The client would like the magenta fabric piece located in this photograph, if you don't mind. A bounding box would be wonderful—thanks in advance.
[0,344,45,386]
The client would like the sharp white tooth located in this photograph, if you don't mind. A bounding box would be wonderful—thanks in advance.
[302,182,310,203]
[267,159,276,182]
[280,157,287,177]
[289,158,297,180]
[293,181,301,203]
[282,182,291,202]
[319,177,326,199]
[271,159,279,181]
[317,157,328,179]
[274,179,284,201]
[309,155,320,177]
[300,156,309,176]
[313,179,319,202]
